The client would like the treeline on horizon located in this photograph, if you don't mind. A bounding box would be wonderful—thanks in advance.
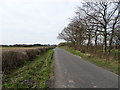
[0,44,56,47]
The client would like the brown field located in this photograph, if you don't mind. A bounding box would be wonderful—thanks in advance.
[1,46,54,73]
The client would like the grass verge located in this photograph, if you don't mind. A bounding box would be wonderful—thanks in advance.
[2,49,54,88]
[61,46,119,75]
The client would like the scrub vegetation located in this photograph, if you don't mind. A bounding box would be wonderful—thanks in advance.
[2,49,54,88]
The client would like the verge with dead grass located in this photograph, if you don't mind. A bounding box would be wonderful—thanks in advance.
[61,46,119,75]
[2,49,54,88]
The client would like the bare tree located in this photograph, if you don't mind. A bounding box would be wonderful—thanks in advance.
[77,1,119,53]
[58,18,86,49]
[108,1,120,53]
[58,1,119,55]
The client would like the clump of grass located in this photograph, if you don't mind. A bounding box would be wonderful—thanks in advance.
[2,49,54,89]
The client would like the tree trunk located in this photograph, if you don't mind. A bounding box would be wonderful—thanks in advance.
[103,26,107,53]
[95,25,98,47]
[108,30,114,54]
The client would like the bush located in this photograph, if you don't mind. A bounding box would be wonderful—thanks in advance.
[81,49,86,53]
[2,51,29,73]
[26,49,40,61]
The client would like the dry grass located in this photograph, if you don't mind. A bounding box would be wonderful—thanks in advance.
[1,47,54,73]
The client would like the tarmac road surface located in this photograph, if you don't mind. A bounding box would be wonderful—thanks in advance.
[53,48,119,88]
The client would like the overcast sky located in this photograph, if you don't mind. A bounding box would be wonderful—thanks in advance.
[0,0,82,45]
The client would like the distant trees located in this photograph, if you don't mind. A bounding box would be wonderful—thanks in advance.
[58,1,120,54]
[0,44,56,47]
[58,18,86,49]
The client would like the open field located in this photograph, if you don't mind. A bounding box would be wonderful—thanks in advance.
[1,46,55,73]
[1,46,53,51]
